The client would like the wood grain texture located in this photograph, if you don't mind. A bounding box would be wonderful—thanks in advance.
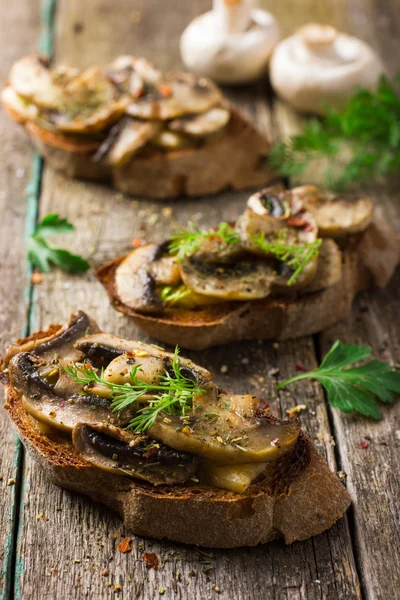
[269,1,400,598]
[0,0,41,597]
[11,1,360,599]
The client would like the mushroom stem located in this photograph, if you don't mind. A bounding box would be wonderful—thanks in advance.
[212,0,255,33]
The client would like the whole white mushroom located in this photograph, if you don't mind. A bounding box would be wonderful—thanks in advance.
[180,0,281,85]
[270,23,386,115]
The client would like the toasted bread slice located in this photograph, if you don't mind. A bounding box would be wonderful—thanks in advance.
[2,324,350,548]
[3,87,273,198]
[97,216,399,350]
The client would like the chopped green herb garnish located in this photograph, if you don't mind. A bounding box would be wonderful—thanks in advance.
[169,221,321,285]
[28,213,90,273]
[64,347,206,432]
[270,75,400,189]
[169,221,240,261]
[251,231,322,285]
[277,340,400,419]
[160,285,191,306]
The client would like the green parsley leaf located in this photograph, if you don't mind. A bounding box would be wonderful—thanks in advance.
[270,75,400,189]
[277,340,400,419]
[28,213,90,273]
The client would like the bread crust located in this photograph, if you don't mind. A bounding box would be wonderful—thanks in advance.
[5,103,274,198]
[97,218,399,350]
[3,326,351,548]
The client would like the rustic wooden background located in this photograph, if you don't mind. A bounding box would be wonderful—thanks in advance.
[0,0,399,599]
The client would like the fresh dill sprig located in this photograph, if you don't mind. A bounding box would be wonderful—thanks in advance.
[269,75,400,189]
[63,347,206,433]
[277,340,400,419]
[160,285,191,306]
[169,221,240,261]
[251,232,322,285]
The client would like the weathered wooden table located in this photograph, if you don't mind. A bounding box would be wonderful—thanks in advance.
[0,1,399,598]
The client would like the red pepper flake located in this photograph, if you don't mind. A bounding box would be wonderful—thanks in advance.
[381,353,389,360]
[131,238,143,248]
[113,532,120,539]
[160,84,172,97]
[101,569,109,577]
[49,568,56,576]
[295,362,308,372]
[287,216,307,228]
[118,537,132,553]
[170,576,178,592]
[360,439,369,449]
[142,551,159,570]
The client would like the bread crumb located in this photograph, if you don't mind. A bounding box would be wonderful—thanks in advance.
[220,365,228,373]
[101,569,108,577]
[286,404,307,418]
[159,587,165,595]
[142,551,159,570]
[31,272,43,285]
[7,479,15,486]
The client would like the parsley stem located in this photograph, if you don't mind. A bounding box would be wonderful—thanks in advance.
[277,372,312,389]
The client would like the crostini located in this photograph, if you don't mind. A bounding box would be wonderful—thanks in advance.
[97,185,399,349]
[0,311,350,547]
[2,55,272,198]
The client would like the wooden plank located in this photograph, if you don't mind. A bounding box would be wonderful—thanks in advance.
[270,1,400,598]
[14,1,359,598]
[0,0,42,597]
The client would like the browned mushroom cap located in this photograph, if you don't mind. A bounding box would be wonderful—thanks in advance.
[9,56,76,109]
[105,118,162,166]
[238,186,318,247]
[2,310,100,368]
[8,352,113,433]
[304,239,343,293]
[74,332,212,381]
[179,256,278,300]
[292,185,374,237]
[148,390,300,464]
[1,85,39,123]
[72,423,199,485]
[126,72,222,120]
[169,107,231,137]
[112,243,182,313]
[9,57,131,134]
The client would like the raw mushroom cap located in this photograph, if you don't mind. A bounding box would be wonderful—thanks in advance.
[270,23,385,115]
